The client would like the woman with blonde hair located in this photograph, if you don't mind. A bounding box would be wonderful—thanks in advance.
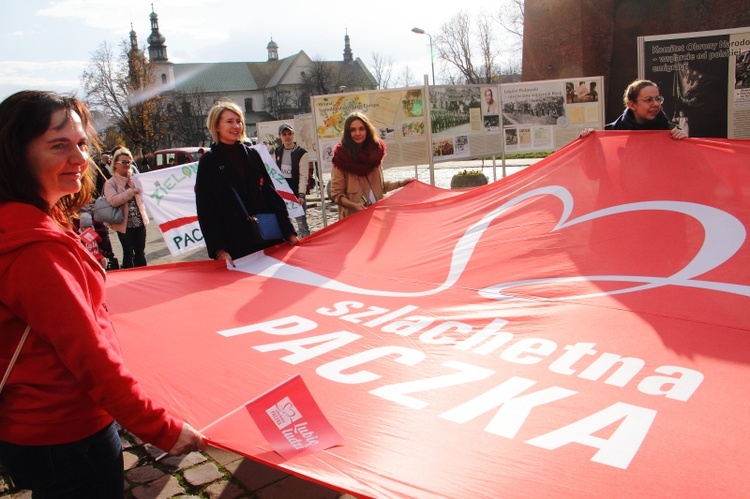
[196,101,298,265]
[330,112,413,219]
[104,146,149,267]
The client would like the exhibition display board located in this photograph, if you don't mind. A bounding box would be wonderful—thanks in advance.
[306,78,605,173]
[639,26,750,138]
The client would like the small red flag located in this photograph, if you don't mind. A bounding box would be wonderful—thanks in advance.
[246,374,343,460]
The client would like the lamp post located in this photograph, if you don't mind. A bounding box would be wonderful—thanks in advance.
[411,27,435,85]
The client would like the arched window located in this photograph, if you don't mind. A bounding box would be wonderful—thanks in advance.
[161,74,167,84]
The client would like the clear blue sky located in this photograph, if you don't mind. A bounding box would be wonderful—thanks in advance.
[0,0,511,102]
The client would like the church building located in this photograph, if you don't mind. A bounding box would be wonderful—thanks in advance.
[144,7,377,137]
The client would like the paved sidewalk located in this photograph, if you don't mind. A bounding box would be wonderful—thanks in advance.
[0,159,538,498]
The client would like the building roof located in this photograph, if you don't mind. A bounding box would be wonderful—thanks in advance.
[146,9,376,97]
[172,62,259,93]
[169,52,376,95]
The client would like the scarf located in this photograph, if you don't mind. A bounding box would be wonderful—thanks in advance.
[332,141,386,176]
[606,109,673,131]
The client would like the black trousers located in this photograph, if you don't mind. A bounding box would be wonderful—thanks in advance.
[0,421,124,498]
[117,225,147,268]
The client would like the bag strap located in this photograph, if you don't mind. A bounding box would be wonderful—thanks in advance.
[230,186,251,220]
[0,325,30,394]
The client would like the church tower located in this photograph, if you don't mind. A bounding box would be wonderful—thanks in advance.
[343,29,353,62]
[267,38,279,61]
[147,6,168,61]
[146,6,174,87]
[129,23,140,54]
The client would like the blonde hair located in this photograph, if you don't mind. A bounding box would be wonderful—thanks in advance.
[206,101,248,143]
[112,147,133,163]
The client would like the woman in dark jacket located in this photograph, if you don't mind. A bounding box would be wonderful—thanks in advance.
[195,101,298,265]
[581,79,687,139]
[605,79,687,139]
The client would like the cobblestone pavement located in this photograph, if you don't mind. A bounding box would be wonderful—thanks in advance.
[0,159,537,498]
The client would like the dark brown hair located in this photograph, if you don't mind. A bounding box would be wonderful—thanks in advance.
[341,112,379,158]
[0,90,97,226]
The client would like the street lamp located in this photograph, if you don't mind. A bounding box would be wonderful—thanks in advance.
[411,27,435,85]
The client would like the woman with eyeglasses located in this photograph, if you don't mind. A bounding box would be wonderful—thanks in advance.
[104,147,149,267]
[605,79,687,139]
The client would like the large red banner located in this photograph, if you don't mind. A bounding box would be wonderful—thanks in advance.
[108,131,750,498]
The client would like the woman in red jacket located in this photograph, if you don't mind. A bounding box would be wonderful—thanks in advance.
[0,91,205,497]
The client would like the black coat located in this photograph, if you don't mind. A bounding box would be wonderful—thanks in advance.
[195,142,296,260]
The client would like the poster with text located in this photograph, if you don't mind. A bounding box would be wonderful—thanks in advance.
[428,85,505,161]
[640,27,750,138]
[312,88,430,172]
[501,78,605,152]
[256,119,287,152]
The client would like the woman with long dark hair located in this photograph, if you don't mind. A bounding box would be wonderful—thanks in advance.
[330,112,413,219]
[0,90,205,497]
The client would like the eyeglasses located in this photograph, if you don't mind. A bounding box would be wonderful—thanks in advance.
[638,96,665,105]
[115,160,132,165]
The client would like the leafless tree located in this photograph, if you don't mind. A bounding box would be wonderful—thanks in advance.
[299,56,375,97]
[493,0,524,75]
[494,0,524,45]
[371,52,394,89]
[433,4,524,84]
[82,40,167,153]
[300,57,335,96]
[477,13,498,83]
[265,87,294,119]
[397,65,417,87]
[164,89,212,146]
[435,11,481,84]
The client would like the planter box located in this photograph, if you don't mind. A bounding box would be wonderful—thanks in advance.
[450,173,489,189]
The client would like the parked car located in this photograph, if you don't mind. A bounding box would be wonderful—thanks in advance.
[152,147,205,170]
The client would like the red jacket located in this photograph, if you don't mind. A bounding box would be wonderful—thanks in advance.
[0,202,182,449]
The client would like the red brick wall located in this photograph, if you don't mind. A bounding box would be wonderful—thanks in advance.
[523,0,750,121]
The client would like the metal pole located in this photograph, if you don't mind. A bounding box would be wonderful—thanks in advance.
[427,33,435,85]
[411,27,435,85]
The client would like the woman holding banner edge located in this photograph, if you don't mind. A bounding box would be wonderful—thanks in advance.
[330,112,414,219]
[195,101,298,266]
[581,79,688,139]
[0,90,205,497]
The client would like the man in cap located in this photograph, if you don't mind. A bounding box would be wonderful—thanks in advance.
[275,123,310,237]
